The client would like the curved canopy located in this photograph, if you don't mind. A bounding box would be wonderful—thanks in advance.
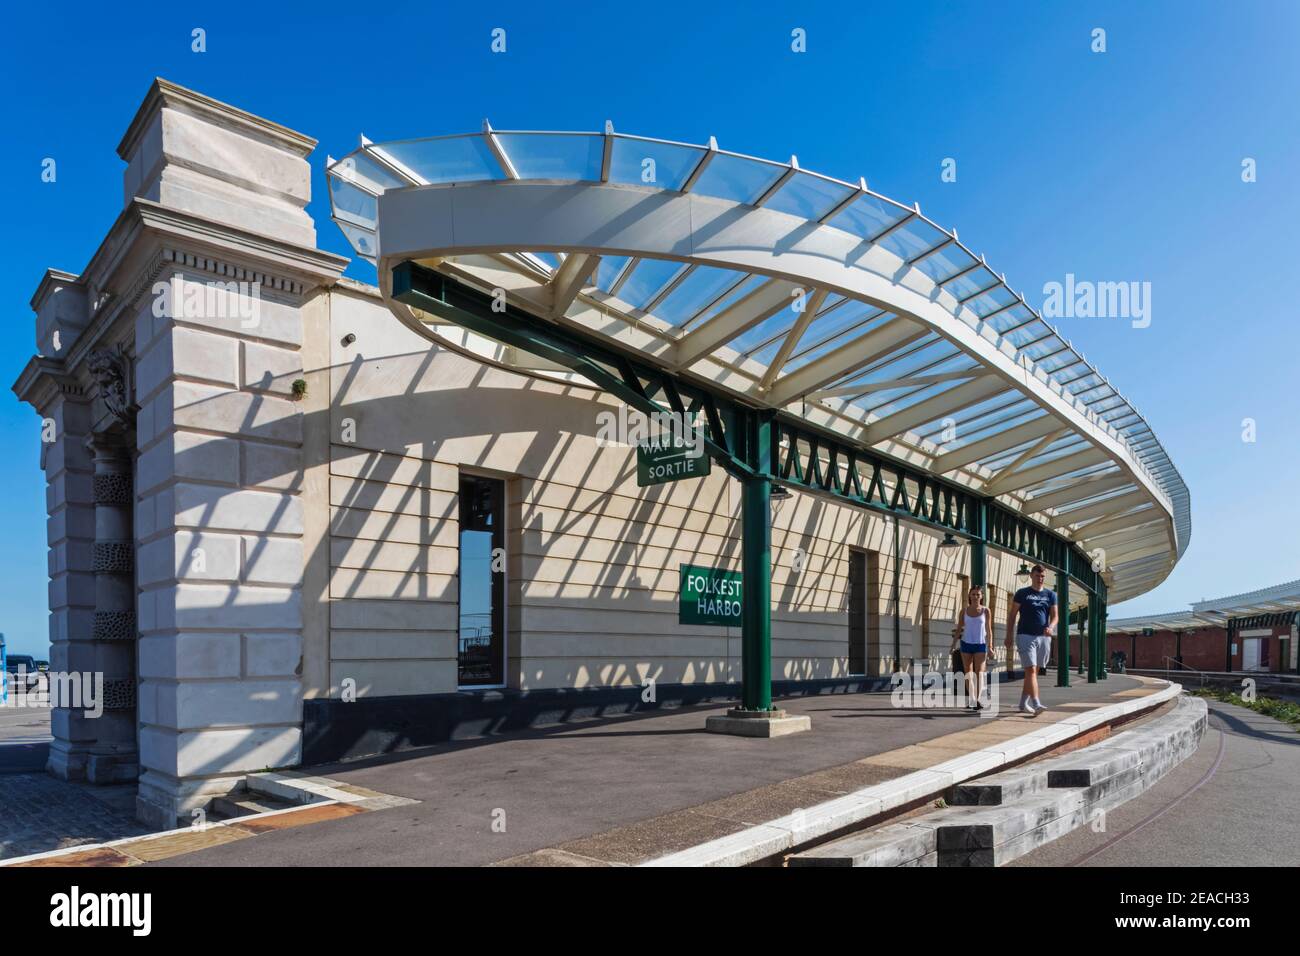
[327,126,1190,604]
[1110,578,1300,633]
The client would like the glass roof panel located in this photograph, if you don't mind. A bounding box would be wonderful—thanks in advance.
[746,297,850,364]
[947,408,1045,450]
[985,302,1034,331]
[1063,373,1104,395]
[594,256,631,292]
[609,138,705,190]
[619,259,687,310]
[827,193,910,240]
[373,135,501,183]
[1005,322,1051,349]
[526,252,561,272]
[876,218,948,261]
[495,133,603,180]
[691,153,785,204]
[329,178,377,229]
[682,274,768,330]
[917,402,1023,444]
[336,152,408,192]
[765,172,856,220]
[790,302,893,364]
[913,245,977,284]
[944,266,998,300]
[1038,350,1080,374]
[335,222,378,260]
[652,266,747,327]
[784,313,904,372]
[732,304,801,355]
[853,377,967,422]
[966,286,1019,317]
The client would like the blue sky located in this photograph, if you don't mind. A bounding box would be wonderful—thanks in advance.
[2,1,1297,654]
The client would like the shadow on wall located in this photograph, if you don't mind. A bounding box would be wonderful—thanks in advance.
[149,335,986,770]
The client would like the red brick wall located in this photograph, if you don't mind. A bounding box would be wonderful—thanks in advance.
[1105,625,1293,673]
[1181,629,1229,671]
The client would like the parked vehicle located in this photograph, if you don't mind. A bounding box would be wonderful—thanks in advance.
[4,654,42,691]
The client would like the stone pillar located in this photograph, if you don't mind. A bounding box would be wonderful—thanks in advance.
[134,267,311,827]
[15,79,346,827]
[42,388,97,781]
[87,432,140,781]
[113,80,346,828]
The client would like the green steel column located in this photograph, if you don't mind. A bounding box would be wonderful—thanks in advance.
[1056,561,1071,688]
[740,416,773,711]
[970,501,987,590]
[1099,603,1109,679]
[1087,593,1099,683]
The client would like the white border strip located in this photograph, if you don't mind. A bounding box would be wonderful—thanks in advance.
[639,679,1182,867]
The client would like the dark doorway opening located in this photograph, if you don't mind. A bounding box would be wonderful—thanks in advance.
[848,549,867,675]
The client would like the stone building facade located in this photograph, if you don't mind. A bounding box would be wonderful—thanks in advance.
[16,80,1039,827]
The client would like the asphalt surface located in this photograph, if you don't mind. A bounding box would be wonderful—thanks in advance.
[150,674,1144,867]
[1012,698,1300,866]
[0,702,51,774]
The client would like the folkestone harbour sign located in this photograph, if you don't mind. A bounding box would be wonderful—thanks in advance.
[679,564,742,626]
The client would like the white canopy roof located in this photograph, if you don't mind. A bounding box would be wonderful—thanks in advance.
[1110,578,1300,633]
[327,126,1190,603]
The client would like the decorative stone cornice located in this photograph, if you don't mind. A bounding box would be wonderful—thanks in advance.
[117,77,317,162]
[11,355,87,412]
[13,198,350,397]
[30,268,82,312]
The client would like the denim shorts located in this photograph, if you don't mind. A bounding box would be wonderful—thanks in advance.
[959,641,987,654]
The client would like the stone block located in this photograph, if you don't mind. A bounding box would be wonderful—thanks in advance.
[241,535,303,585]
[244,632,302,678]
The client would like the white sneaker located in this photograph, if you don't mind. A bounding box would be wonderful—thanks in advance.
[1033,700,1048,714]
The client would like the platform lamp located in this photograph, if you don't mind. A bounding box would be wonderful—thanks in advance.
[938,532,960,549]
[1016,561,1032,580]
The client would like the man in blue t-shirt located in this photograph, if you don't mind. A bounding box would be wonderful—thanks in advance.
[1005,564,1058,716]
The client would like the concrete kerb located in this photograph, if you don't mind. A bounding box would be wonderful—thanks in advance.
[639,679,1183,867]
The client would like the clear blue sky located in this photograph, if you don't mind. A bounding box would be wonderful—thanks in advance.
[2,1,1297,654]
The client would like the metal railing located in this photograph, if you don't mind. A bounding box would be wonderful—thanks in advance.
[1161,655,1208,688]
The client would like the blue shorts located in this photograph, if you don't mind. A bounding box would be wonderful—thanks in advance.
[959,641,987,654]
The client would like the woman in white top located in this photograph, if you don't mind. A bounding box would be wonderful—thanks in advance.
[951,585,993,710]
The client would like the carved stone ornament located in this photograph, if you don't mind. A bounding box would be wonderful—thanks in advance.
[87,344,138,426]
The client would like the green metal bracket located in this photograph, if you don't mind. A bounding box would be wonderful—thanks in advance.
[392,259,1115,709]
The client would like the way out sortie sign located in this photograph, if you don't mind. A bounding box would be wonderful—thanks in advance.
[679,564,742,626]
[636,440,710,487]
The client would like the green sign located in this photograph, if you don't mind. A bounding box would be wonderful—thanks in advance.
[637,439,710,487]
[1141,627,1154,637]
[679,564,742,626]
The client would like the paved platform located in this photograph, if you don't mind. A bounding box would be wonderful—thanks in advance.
[134,673,1160,867]
[0,708,148,860]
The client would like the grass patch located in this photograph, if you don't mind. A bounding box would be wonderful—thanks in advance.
[1191,688,1300,729]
